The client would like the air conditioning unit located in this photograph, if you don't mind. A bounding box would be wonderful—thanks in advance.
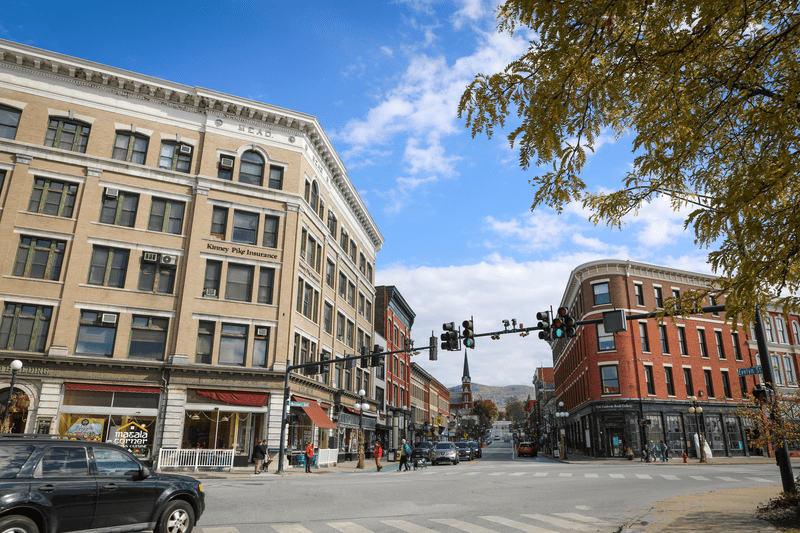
[256,328,269,337]
[203,288,217,297]
[220,157,234,169]
[100,313,117,325]
[179,145,192,154]
[160,254,177,266]
[105,187,119,198]
[142,252,158,263]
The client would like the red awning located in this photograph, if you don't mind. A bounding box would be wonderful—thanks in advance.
[293,396,337,429]
[65,383,160,394]
[196,390,269,407]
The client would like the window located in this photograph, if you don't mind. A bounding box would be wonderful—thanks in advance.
[358,294,366,317]
[323,302,333,334]
[367,263,373,284]
[739,375,748,396]
[776,318,788,344]
[793,322,800,346]
[346,320,354,347]
[714,330,726,359]
[784,356,796,384]
[232,211,258,245]
[219,324,247,365]
[338,272,347,299]
[40,447,89,477]
[203,260,222,296]
[13,236,66,280]
[257,267,275,304]
[297,278,319,321]
[75,310,117,356]
[0,105,22,139]
[593,282,610,305]
[732,331,743,360]
[239,151,264,185]
[665,367,675,396]
[28,178,78,218]
[211,207,228,239]
[600,365,619,394]
[326,259,335,288]
[158,142,192,173]
[0,303,52,352]
[597,323,615,351]
[704,369,715,397]
[95,448,140,477]
[349,240,357,263]
[138,256,175,294]
[253,327,270,367]
[88,246,129,288]
[654,287,663,308]
[347,281,355,307]
[684,368,694,396]
[218,156,234,180]
[112,132,148,164]
[772,355,783,385]
[721,371,732,398]
[99,191,138,227]
[340,228,349,251]
[336,312,345,341]
[44,118,90,152]
[658,325,669,354]
[196,321,214,364]
[764,317,775,343]
[710,295,720,316]
[225,264,254,302]
[645,365,655,394]
[639,323,650,352]
[268,165,283,189]
[365,299,372,322]
[263,216,279,248]
[359,253,366,275]
[634,284,644,306]
[129,316,168,360]
[148,198,185,234]
[0,170,5,193]
[306,180,319,212]
[698,329,709,358]
[678,327,688,355]
[327,212,337,235]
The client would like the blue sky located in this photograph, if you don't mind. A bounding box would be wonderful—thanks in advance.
[1,0,712,388]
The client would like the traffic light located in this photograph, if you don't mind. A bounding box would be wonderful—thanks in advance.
[370,344,384,367]
[537,311,552,341]
[462,318,475,349]
[441,322,460,351]
[429,335,438,361]
[553,307,577,339]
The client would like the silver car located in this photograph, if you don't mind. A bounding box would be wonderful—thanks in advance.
[431,441,459,465]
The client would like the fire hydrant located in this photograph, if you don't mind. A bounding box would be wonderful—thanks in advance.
[683,451,688,463]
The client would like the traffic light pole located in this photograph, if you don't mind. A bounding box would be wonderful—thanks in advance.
[276,343,437,474]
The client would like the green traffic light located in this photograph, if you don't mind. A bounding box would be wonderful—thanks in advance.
[554,328,564,338]
[464,338,475,348]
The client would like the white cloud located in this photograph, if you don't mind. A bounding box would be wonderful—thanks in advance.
[452,0,487,30]
[380,46,394,57]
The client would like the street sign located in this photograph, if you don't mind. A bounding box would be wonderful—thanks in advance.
[288,401,309,407]
[737,366,762,377]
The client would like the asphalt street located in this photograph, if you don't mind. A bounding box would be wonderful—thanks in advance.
[192,442,788,533]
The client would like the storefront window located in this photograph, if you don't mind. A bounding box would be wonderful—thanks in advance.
[58,414,155,457]
[183,410,263,456]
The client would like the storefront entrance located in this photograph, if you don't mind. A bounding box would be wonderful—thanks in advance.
[0,388,29,433]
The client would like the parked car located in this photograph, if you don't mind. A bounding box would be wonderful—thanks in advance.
[0,434,205,533]
[411,441,434,463]
[494,435,500,440]
[518,441,537,457]
[455,441,474,461]
[468,441,482,458]
[431,442,459,465]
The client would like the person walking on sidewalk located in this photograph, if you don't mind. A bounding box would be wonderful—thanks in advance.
[660,440,669,462]
[398,439,411,471]
[305,442,314,473]
[252,439,266,474]
[373,442,383,471]
[649,440,657,463]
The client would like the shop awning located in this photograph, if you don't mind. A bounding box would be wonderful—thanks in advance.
[293,396,337,429]
[65,383,161,394]
[196,390,269,407]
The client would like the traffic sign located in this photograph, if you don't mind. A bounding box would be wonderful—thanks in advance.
[288,401,309,407]
[737,366,762,377]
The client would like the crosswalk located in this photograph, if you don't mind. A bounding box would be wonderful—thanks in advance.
[199,511,615,533]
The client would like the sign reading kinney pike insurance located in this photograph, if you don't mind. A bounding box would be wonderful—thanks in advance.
[207,242,279,260]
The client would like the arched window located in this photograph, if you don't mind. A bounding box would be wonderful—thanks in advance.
[793,321,800,346]
[310,181,319,212]
[239,151,264,185]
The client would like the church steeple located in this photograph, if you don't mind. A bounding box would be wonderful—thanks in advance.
[461,350,473,412]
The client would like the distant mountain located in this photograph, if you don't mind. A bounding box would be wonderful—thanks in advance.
[448,383,536,408]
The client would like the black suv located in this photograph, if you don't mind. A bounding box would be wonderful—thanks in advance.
[410,441,434,463]
[0,434,205,533]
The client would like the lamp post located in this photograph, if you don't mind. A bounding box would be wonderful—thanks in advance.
[3,360,23,433]
[556,401,568,460]
[688,395,707,463]
[354,389,369,469]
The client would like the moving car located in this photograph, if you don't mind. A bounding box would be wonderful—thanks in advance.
[518,441,537,457]
[455,441,474,461]
[411,441,434,463]
[0,434,205,533]
[468,441,482,458]
[431,442,459,465]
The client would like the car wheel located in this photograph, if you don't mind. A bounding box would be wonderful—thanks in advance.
[157,500,196,533]
[0,516,38,533]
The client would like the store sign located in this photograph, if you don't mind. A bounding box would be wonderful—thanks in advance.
[0,365,48,375]
[111,421,150,457]
[65,418,104,441]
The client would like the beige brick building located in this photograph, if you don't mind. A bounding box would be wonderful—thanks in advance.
[0,38,383,468]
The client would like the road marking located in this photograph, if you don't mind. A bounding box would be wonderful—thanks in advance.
[609,474,625,479]
[464,471,481,475]
[574,506,591,511]
[553,513,609,524]
[430,518,500,532]
[533,472,548,476]
[558,473,572,477]
[328,523,374,533]
[635,474,652,480]
[509,472,526,476]
[420,471,437,476]
[584,473,598,478]
[747,477,778,483]
[488,472,505,476]
[480,516,557,533]
[660,475,680,480]
[272,525,312,533]
[690,476,711,481]
[716,476,740,482]
[382,520,439,532]
[521,514,595,531]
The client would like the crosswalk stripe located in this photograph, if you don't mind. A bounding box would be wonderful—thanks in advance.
[635,474,652,479]
[558,473,572,477]
[421,471,437,475]
[660,475,680,480]
[609,474,625,479]
[690,476,711,481]
[480,516,557,533]
[553,513,609,524]
[488,472,505,476]
[272,525,312,533]
[328,522,374,533]
[521,514,594,531]
[382,519,439,532]
[509,472,526,476]
[584,473,598,478]
[747,477,777,483]
[464,471,481,475]
[533,472,548,476]
[430,518,500,532]
[716,476,740,482]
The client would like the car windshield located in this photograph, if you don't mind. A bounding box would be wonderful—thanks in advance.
[519,442,532,447]
[435,443,453,450]
[416,442,433,448]
[456,442,469,448]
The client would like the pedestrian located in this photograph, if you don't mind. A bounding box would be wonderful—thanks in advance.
[373,442,383,471]
[649,440,657,463]
[660,440,669,462]
[252,439,266,474]
[398,439,410,472]
[305,442,314,473]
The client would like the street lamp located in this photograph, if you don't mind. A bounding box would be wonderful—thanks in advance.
[3,360,23,433]
[556,401,569,460]
[688,395,707,463]
[354,389,369,469]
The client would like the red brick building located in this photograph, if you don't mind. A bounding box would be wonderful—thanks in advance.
[551,259,787,459]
